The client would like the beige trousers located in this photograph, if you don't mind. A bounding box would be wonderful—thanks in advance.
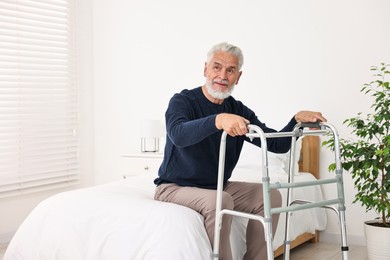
[154,181,282,260]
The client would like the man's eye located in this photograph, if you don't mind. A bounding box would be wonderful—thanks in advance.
[227,68,237,74]
[213,65,221,71]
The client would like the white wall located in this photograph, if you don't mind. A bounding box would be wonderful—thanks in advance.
[0,0,95,243]
[91,0,390,246]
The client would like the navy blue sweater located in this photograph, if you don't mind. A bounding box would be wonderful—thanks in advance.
[154,87,297,189]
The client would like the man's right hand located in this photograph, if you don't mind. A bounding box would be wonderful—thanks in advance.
[215,113,250,137]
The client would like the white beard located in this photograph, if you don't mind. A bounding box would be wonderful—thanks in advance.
[205,79,235,100]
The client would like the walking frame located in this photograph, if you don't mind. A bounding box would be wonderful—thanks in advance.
[212,122,349,260]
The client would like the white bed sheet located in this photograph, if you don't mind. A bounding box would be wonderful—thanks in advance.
[5,175,212,260]
[5,170,327,260]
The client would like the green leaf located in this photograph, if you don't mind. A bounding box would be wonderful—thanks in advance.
[323,63,390,223]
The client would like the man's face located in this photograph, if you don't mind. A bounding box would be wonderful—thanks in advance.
[204,51,242,100]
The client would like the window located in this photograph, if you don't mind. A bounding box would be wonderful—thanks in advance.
[0,0,79,197]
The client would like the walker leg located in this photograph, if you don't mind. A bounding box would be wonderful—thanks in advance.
[339,208,349,260]
[283,186,293,260]
[337,176,349,260]
[264,219,274,260]
[283,136,297,260]
[282,212,292,260]
[328,123,349,259]
[212,212,222,259]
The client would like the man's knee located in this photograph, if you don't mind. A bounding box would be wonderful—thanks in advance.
[221,192,234,210]
[271,189,282,207]
[202,191,234,213]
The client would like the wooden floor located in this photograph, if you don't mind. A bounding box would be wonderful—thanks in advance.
[274,241,368,260]
[0,242,367,259]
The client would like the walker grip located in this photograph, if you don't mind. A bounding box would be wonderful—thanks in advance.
[300,121,321,129]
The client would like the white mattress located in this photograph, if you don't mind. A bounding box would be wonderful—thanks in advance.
[5,171,327,260]
[5,175,212,260]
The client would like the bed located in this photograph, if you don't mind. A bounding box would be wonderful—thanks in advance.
[4,136,326,260]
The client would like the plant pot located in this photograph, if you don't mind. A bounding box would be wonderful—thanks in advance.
[364,220,390,260]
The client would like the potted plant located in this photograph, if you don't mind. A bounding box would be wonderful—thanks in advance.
[323,63,390,259]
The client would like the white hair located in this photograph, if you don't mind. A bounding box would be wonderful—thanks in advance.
[206,42,244,70]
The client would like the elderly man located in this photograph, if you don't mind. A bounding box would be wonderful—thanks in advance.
[154,42,326,260]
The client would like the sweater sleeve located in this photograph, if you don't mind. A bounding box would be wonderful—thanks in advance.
[165,93,220,148]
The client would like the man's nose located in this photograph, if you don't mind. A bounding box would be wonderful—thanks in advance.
[219,69,228,79]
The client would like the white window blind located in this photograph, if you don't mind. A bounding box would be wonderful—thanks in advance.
[0,0,79,198]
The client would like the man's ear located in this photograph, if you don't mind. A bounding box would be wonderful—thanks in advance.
[203,62,208,77]
[235,71,243,84]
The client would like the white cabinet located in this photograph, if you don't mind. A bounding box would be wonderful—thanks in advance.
[121,153,163,178]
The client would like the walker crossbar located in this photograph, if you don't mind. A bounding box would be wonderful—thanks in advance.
[270,176,339,189]
[219,209,267,228]
[290,199,340,218]
[246,129,328,140]
[212,122,349,260]
[217,209,272,244]
[271,199,342,215]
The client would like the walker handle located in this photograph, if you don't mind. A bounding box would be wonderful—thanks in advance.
[300,121,321,129]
